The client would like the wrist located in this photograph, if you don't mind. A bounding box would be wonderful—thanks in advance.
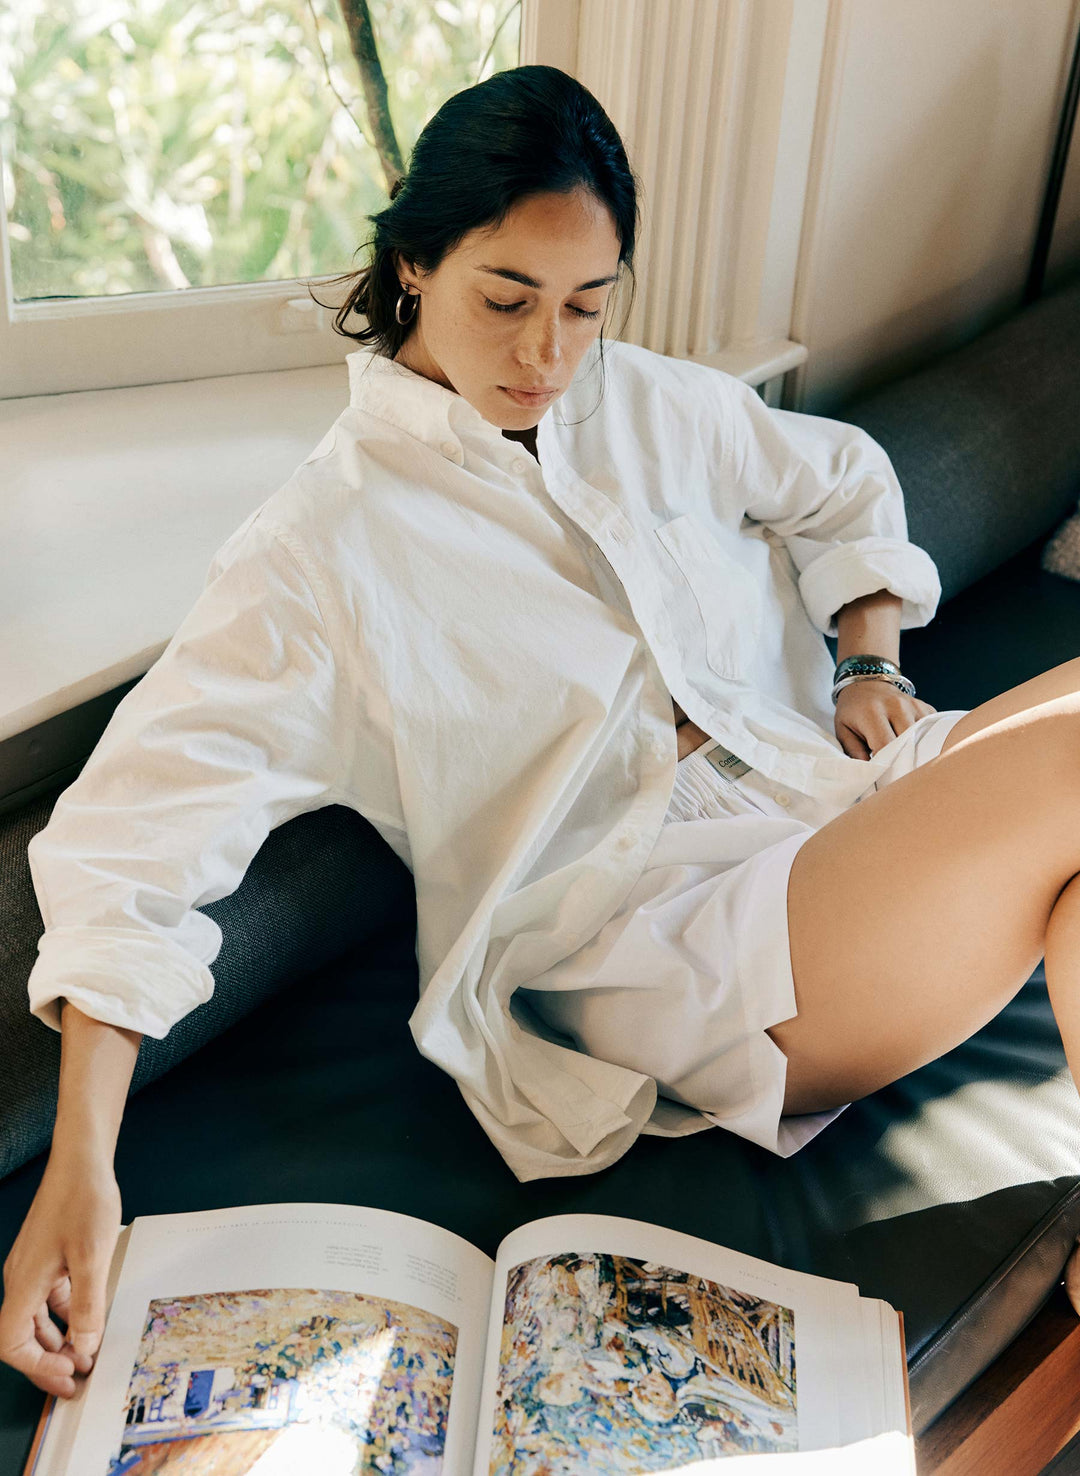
[51,1003,141,1172]
[834,588,902,665]
[49,1116,119,1174]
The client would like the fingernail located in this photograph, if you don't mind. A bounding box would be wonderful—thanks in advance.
[72,1333,98,1358]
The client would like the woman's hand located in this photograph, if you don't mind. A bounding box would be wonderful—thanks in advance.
[0,1146,121,1397]
[834,678,937,760]
[0,1004,138,1398]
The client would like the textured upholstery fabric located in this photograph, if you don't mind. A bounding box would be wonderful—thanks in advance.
[0,796,415,1178]
[837,270,1080,604]
[1042,506,1080,581]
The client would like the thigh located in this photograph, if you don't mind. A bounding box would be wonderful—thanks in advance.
[939,653,1080,754]
[768,688,1080,1114]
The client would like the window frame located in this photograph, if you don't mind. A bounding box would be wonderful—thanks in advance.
[0,0,576,401]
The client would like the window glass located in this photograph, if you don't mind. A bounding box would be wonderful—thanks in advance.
[0,0,520,301]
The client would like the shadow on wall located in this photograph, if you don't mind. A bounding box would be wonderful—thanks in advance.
[799,27,1071,417]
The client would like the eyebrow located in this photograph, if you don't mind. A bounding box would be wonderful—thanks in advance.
[476,264,618,292]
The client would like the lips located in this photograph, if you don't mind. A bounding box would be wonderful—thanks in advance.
[502,384,558,403]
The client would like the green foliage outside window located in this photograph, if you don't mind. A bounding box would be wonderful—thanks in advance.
[0,0,519,300]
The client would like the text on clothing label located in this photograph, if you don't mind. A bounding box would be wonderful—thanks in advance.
[705,743,753,781]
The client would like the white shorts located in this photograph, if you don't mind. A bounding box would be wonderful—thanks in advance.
[523,708,971,1159]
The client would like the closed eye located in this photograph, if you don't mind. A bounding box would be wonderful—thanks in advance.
[483,297,602,320]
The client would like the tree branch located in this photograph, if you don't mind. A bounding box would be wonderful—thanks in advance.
[335,0,405,194]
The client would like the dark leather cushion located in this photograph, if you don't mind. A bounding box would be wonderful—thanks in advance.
[2,539,1080,1471]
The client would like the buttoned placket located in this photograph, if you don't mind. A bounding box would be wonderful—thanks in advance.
[454,402,890,814]
[359,354,924,804]
[390,414,674,859]
[533,423,757,789]
[494,420,675,864]
[531,412,895,808]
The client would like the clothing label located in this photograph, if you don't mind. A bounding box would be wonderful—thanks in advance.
[704,743,752,781]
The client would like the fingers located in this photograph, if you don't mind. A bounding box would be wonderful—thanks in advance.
[837,686,937,759]
[47,1277,94,1377]
[2,1243,107,1396]
[0,1270,78,1398]
[10,1347,77,1400]
[60,1245,109,1368]
[841,731,872,760]
[0,1159,122,1400]
[44,1274,71,1327]
[33,1303,66,1354]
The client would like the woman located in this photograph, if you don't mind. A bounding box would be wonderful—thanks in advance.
[3,62,1080,1400]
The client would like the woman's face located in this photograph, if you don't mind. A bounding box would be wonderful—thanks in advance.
[392,187,622,430]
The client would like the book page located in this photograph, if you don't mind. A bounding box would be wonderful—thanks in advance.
[623,1431,916,1473]
[880,1303,912,1438]
[34,1202,493,1475]
[471,1214,905,1475]
[832,1287,873,1447]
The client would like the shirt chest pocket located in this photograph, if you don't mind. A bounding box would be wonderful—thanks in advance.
[654,514,763,681]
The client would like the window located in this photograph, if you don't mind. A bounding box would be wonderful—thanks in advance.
[0,0,525,397]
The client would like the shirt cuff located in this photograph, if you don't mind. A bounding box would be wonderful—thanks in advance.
[28,926,216,1037]
[798,537,942,638]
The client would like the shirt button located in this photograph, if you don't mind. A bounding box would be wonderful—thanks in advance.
[774,793,791,807]
[616,827,636,851]
[441,440,457,458]
[511,457,528,474]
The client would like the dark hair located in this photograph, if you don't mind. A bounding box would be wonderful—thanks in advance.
[310,64,640,363]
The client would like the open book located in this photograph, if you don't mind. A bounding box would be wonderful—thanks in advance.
[25,1203,914,1474]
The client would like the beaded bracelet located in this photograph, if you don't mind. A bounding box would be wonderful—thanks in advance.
[834,654,902,681]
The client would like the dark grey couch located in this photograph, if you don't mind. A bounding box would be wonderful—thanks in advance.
[4,273,1080,1470]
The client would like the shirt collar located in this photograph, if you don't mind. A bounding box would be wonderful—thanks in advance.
[345,340,602,465]
[346,347,512,464]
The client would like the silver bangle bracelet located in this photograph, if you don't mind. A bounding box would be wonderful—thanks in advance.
[831,671,916,706]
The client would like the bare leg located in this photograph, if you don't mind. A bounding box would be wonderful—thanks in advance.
[768,658,1080,1108]
[765,655,1080,1305]
[1045,871,1080,1314]
[935,654,1080,756]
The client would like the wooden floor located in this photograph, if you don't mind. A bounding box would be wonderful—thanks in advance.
[914,1283,1080,1474]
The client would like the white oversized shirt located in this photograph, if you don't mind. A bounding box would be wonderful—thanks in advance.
[25,337,942,1181]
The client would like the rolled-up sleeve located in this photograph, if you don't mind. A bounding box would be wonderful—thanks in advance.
[716,375,942,638]
[25,515,347,1037]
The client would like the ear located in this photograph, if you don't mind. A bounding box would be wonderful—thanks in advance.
[394,252,419,290]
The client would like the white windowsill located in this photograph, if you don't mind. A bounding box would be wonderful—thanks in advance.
[0,339,805,748]
[1,362,348,743]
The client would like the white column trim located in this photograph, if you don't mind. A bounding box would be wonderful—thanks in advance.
[520,0,580,71]
[784,0,853,411]
[574,0,828,386]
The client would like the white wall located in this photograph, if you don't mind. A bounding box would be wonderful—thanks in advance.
[791,0,1080,415]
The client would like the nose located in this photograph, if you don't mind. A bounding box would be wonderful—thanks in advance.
[516,313,562,374]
